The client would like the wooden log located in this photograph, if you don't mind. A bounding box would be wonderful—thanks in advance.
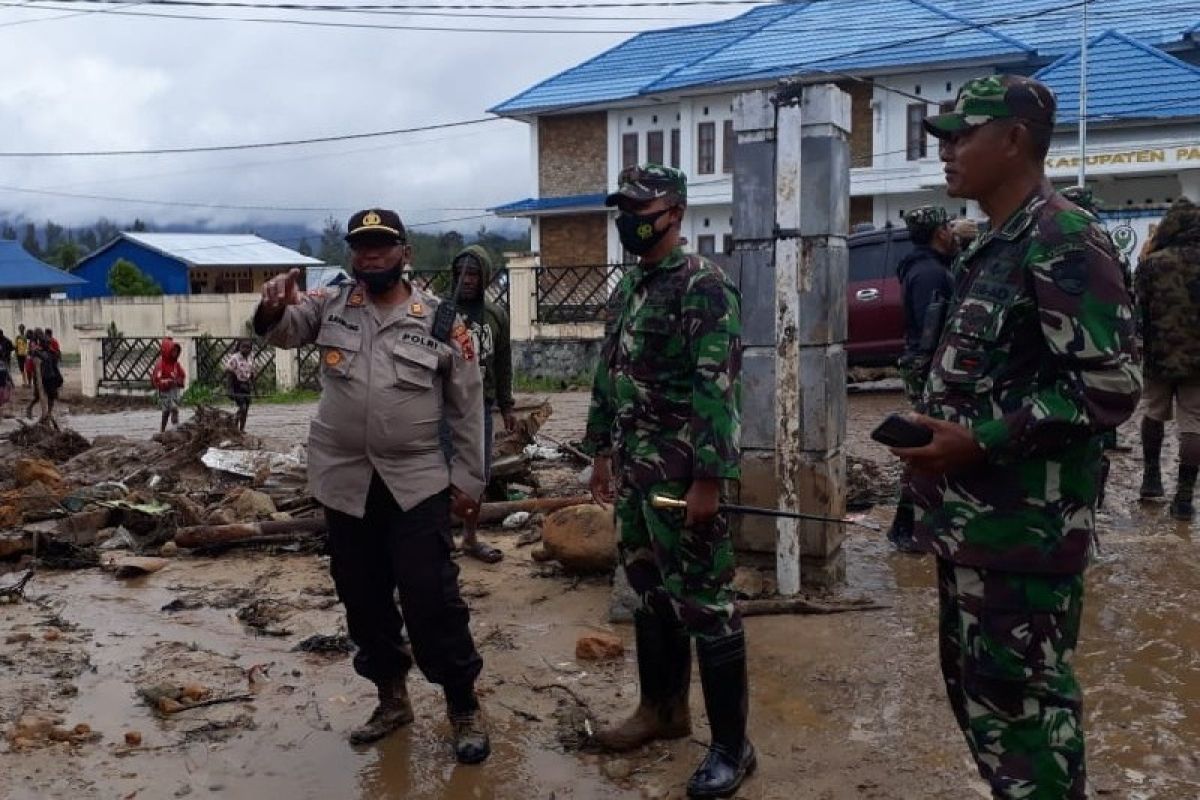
[174,518,326,548]
[477,495,593,524]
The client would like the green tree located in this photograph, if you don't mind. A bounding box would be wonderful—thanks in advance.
[21,223,41,257]
[317,216,348,267]
[296,237,313,257]
[44,220,65,252]
[129,218,148,232]
[77,228,99,253]
[93,218,119,246]
[47,241,83,270]
[1,223,16,240]
[107,258,162,296]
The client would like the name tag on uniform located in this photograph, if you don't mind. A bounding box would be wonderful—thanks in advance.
[399,332,443,352]
[326,313,361,332]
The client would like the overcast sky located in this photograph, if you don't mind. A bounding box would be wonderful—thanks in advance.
[0,1,748,236]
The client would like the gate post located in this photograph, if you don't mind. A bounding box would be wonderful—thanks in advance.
[275,348,297,391]
[76,325,106,398]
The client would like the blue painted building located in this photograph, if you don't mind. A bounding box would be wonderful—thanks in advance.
[489,0,1200,265]
[0,240,87,299]
[68,233,323,299]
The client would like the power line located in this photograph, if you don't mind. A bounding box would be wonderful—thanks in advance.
[0,117,503,158]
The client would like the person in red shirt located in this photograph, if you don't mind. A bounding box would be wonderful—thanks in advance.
[151,337,186,432]
[45,329,61,362]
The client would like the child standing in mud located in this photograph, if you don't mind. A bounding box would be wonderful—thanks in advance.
[151,337,186,433]
[223,339,255,433]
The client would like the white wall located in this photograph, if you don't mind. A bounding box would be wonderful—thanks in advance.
[0,294,260,355]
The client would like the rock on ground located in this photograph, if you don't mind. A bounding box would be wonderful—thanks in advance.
[541,504,617,574]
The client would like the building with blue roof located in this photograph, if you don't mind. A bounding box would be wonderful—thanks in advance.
[490,0,1200,267]
[0,240,87,299]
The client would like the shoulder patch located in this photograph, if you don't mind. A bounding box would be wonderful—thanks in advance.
[1050,257,1088,296]
[451,322,475,361]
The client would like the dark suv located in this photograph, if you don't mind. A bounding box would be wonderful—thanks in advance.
[847,225,913,367]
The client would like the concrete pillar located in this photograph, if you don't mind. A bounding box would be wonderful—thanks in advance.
[75,325,106,398]
[275,347,297,391]
[505,252,538,340]
[168,324,200,389]
[731,82,851,592]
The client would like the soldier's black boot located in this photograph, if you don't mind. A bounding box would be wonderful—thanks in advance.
[886,497,921,554]
[1171,465,1198,521]
[593,611,692,752]
[1098,455,1111,508]
[349,673,414,745]
[446,686,490,764]
[687,631,755,799]
[1141,418,1166,498]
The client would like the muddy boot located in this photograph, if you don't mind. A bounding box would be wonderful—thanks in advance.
[349,674,414,745]
[1141,464,1165,499]
[593,611,692,752]
[687,631,755,799]
[1171,465,1198,521]
[886,497,921,554]
[448,709,490,764]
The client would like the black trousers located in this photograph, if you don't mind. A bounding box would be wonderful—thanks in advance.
[325,474,483,712]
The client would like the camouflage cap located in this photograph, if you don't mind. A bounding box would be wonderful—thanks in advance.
[904,205,949,237]
[605,164,688,207]
[924,75,1056,140]
[1061,185,1102,213]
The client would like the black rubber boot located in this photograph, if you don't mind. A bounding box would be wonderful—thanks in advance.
[1171,465,1198,521]
[1141,418,1166,498]
[886,493,921,554]
[349,674,414,745]
[687,632,755,799]
[593,611,692,752]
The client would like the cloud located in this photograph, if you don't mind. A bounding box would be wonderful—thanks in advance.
[0,5,731,233]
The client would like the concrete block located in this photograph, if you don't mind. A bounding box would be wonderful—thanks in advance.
[795,238,848,346]
[739,349,776,450]
[799,138,851,237]
[737,247,777,346]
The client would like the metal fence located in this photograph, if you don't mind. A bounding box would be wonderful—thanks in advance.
[195,336,278,396]
[407,267,510,309]
[99,337,162,391]
[535,264,627,324]
[297,344,322,392]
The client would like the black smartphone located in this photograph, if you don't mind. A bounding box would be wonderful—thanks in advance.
[871,413,934,449]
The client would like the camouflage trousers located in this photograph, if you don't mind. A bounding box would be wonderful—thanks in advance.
[615,480,741,639]
[937,559,1087,799]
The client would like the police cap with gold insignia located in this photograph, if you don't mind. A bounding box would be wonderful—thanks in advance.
[605,164,688,208]
[344,208,407,245]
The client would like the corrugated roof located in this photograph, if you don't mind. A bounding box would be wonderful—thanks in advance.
[492,0,1200,115]
[121,233,323,267]
[944,0,1198,57]
[0,241,87,290]
[491,193,608,216]
[1035,29,1200,123]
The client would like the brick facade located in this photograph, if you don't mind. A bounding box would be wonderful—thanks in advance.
[538,112,608,197]
[537,213,608,266]
[838,81,875,169]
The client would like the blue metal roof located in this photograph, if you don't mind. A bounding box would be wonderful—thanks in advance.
[1035,30,1200,123]
[492,0,1200,115]
[491,193,608,216]
[944,0,1199,57]
[0,241,87,291]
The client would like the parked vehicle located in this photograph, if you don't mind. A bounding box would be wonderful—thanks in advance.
[847,225,912,367]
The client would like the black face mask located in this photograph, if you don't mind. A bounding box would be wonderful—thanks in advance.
[353,264,404,295]
[616,208,673,256]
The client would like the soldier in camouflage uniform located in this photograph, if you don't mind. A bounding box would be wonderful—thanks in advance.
[888,205,957,552]
[583,164,751,799]
[1134,197,1200,521]
[1060,185,1133,493]
[896,76,1141,799]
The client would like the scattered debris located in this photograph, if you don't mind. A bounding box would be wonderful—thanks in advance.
[502,511,532,529]
[291,634,355,654]
[0,568,33,602]
[575,632,624,661]
[236,598,293,636]
[7,425,91,462]
[104,556,170,579]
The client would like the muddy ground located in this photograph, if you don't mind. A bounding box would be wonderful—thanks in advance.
[2,387,1199,800]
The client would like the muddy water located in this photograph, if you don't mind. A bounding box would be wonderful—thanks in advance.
[3,391,1200,798]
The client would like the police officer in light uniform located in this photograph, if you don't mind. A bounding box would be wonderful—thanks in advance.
[254,208,491,764]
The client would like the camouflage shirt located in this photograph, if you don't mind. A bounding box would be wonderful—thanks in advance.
[584,247,742,487]
[1133,198,1200,382]
[911,184,1141,574]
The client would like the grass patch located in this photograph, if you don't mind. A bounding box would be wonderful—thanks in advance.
[181,383,319,407]
[513,372,591,393]
[258,388,320,405]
